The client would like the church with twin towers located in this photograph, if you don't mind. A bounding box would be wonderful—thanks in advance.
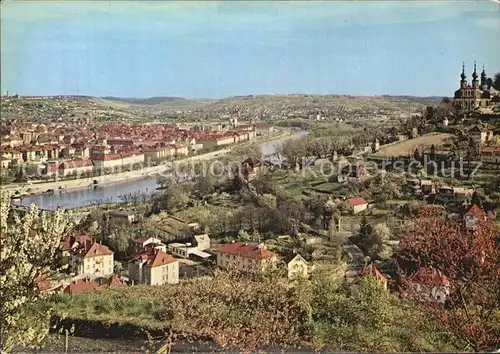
[453,61,500,112]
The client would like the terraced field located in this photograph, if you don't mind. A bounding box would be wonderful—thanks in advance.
[371,133,453,158]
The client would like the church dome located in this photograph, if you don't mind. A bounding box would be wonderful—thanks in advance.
[454,89,463,99]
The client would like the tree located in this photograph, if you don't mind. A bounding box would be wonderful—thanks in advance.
[371,223,391,245]
[328,219,346,263]
[306,195,329,227]
[195,174,216,196]
[400,208,500,352]
[0,195,79,352]
[259,193,277,210]
[156,175,172,190]
[493,72,500,91]
[233,143,261,160]
[251,173,276,195]
[372,243,394,261]
[113,261,123,274]
[277,199,305,235]
[278,138,307,170]
[152,182,189,214]
[238,230,251,242]
[105,222,133,254]
[358,215,373,253]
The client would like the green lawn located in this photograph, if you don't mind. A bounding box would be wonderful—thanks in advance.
[313,182,344,193]
[371,208,391,216]
[387,199,411,205]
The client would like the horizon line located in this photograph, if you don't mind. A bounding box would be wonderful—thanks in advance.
[1,93,450,100]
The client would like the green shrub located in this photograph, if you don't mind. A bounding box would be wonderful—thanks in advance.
[152,307,173,322]
[51,293,71,305]
[93,298,113,314]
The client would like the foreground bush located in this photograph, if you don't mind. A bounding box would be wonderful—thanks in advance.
[50,270,462,352]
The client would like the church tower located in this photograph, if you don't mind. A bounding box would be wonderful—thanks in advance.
[471,61,479,89]
[460,62,467,89]
[480,64,487,89]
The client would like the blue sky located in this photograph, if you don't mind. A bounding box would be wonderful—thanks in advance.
[1,1,499,98]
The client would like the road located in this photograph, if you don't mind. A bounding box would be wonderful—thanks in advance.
[343,243,364,272]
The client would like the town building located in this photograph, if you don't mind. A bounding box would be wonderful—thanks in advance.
[63,279,99,295]
[92,151,145,170]
[167,237,211,260]
[239,157,272,180]
[254,123,274,136]
[59,235,114,278]
[143,145,175,163]
[463,204,486,230]
[128,246,179,286]
[59,234,93,265]
[215,242,278,273]
[420,180,435,195]
[408,267,450,304]
[193,233,211,251]
[480,146,500,164]
[43,159,94,177]
[347,198,368,215]
[285,253,310,279]
[338,164,367,184]
[468,124,494,146]
[134,236,164,252]
[109,210,138,224]
[435,186,473,204]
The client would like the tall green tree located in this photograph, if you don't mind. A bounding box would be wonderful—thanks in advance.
[358,215,373,253]
[195,174,216,196]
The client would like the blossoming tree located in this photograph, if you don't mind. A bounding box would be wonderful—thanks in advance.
[0,194,78,352]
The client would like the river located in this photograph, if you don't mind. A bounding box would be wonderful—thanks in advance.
[12,130,307,210]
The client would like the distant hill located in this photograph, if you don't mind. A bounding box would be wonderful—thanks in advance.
[193,94,440,120]
[95,96,214,111]
[380,95,444,106]
[101,96,186,105]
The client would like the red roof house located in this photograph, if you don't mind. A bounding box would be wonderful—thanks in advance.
[464,204,487,230]
[407,267,450,304]
[83,242,113,259]
[347,198,368,214]
[215,242,277,260]
[410,267,449,287]
[63,279,99,295]
[352,264,388,289]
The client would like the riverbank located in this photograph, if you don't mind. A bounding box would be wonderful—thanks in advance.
[1,148,230,196]
[2,128,295,197]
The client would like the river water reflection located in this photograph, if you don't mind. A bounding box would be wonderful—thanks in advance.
[13,130,307,210]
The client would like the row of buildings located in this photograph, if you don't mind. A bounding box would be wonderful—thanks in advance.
[0,120,275,176]
[52,228,312,295]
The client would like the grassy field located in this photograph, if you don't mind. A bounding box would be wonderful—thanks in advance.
[312,182,344,193]
[372,133,453,158]
[386,199,412,205]
[50,291,169,329]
